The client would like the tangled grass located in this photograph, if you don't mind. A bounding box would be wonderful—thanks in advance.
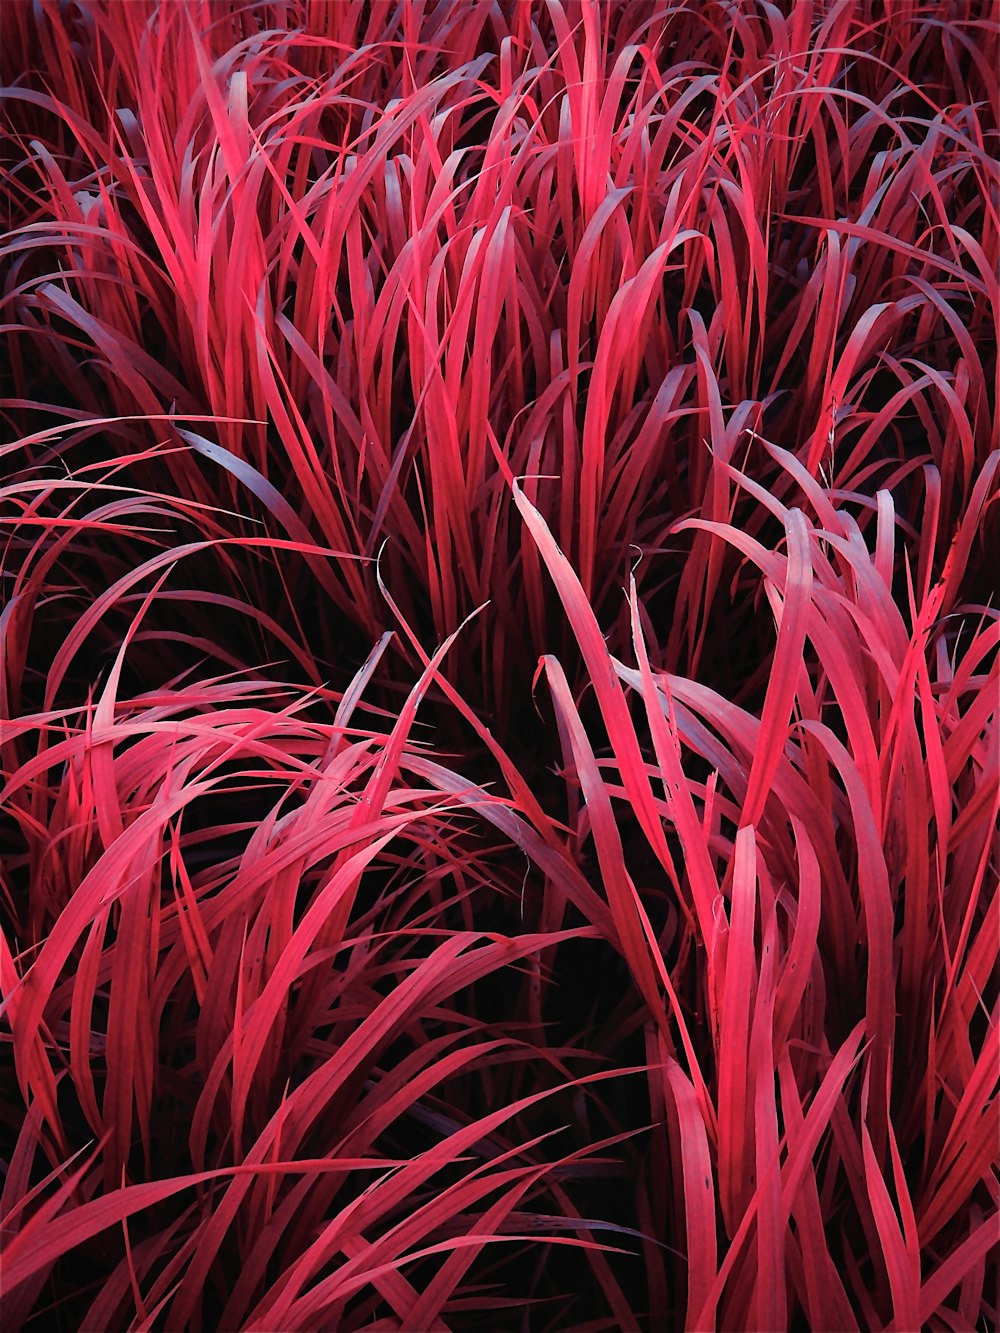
[1,2,997,1328]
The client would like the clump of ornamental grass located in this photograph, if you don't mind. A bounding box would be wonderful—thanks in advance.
[1,2,997,1329]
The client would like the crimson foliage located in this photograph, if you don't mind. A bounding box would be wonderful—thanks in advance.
[2,2,997,1329]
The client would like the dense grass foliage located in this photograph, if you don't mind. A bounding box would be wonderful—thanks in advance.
[1,1,997,1328]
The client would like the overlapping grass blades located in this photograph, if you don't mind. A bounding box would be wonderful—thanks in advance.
[2,2,997,1328]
